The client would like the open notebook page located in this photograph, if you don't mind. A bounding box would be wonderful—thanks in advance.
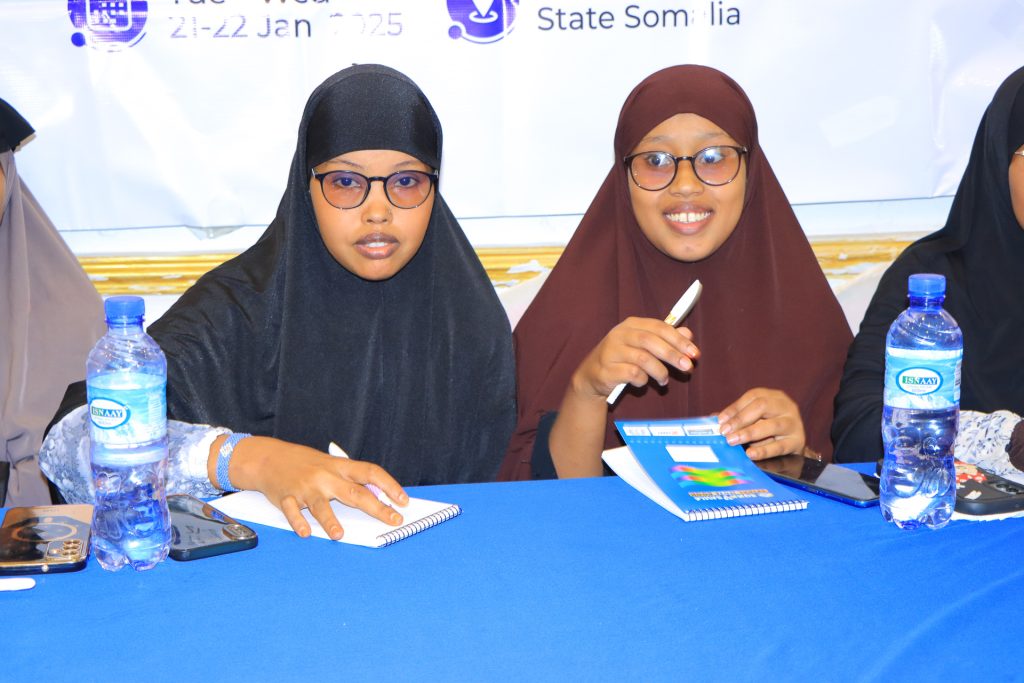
[210,490,460,548]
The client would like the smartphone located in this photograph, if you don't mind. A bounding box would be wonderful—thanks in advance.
[756,454,880,507]
[0,504,93,575]
[953,460,1024,516]
[168,494,257,561]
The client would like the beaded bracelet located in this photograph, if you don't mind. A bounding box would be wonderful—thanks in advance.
[216,432,252,492]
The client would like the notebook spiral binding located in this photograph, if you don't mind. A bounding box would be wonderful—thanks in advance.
[685,499,807,522]
[375,504,462,547]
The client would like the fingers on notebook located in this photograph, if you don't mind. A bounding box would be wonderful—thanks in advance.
[357,461,409,508]
[338,483,404,527]
[308,497,345,541]
[717,388,806,459]
[280,495,312,538]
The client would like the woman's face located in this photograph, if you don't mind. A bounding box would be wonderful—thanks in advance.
[310,149,435,280]
[627,113,747,262]
[1010,143,1024,230]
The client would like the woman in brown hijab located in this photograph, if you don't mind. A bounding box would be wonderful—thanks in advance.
[500,65,852,480]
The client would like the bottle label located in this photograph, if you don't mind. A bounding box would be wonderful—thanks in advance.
[88,378,167,445]
[884,347,962,409]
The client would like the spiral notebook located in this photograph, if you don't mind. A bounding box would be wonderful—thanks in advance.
[210,491,461,548]
[606,417,808,522]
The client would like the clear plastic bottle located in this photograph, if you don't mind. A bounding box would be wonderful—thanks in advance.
[880,273,962,530]
[86,296,171,570]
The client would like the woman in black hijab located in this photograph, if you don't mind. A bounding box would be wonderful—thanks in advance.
[832,66,1024,465]
[43,65,516,537]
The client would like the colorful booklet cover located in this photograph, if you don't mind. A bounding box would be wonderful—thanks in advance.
[608,416,808,521]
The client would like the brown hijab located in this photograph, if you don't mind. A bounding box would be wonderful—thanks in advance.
[501,65,852,480]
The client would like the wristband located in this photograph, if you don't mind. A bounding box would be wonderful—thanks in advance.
[216,432,252,492]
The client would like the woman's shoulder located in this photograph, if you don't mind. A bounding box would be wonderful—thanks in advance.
[148,247,281,349]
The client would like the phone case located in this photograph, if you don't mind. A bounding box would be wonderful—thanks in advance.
[0,505,93,575]
[954,461,1024,516]
[764,472,880,508]
[757,455,880,508]
[168,494,257,561]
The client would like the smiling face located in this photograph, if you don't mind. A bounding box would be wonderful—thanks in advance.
[1010,144,1024,230]
[310,149,435,280]
[627,113,747,262]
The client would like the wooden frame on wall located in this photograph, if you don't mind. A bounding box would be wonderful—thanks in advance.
[78,237,914,296]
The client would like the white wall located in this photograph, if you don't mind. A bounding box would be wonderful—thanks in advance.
[0,1,1019,255]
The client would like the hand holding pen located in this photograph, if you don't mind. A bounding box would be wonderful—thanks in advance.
[604,280,703,404]
[550,281,703,478]
[328,442,397,508]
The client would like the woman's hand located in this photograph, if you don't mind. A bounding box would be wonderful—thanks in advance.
[550,318,699,478]
[717,388,807,461]
[570,317,700,400]
[208,436,409,540]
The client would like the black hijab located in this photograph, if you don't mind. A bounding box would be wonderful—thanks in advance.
[145,65,515,485]
[832,66,1024,461]
[0,98,34,153]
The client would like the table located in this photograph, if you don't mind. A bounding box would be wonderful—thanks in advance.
[5,475,1023,682]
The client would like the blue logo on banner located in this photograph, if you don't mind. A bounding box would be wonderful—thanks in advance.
[69,1,148,50]
[447,0,518,43]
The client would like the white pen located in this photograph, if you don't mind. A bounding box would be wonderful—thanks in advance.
[327,441,395,507]
[607,279,703,405]
[0,577,36,592]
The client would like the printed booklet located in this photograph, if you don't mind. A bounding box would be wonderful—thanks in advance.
[605,416,808,521]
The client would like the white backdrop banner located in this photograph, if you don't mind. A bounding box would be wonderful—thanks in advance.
[0,0,1022,239]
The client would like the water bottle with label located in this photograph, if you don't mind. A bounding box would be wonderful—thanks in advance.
[86,296,171,570]
[880,273,962,530]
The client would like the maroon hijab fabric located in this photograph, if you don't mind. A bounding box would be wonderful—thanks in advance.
[500,65,852,480]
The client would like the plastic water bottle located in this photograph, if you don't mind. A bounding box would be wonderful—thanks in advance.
[86,296,171,570]
[880,273,962,530]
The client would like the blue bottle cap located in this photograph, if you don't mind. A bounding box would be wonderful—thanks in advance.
[908,273,946,297]
[104,295,145,321]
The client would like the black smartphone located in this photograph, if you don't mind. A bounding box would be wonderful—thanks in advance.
[0,504,93,575]
[756,454,880,507]
[168,494,257,561]
[954,460,1024,516]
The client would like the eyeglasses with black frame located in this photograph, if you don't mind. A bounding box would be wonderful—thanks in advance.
[624,145,748,191]
[311,168,438,210]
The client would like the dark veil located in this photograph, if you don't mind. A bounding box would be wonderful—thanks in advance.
[832,66,1024,461]
[0,97,34,152]
[502,65,852,480]
[141,65,515,485]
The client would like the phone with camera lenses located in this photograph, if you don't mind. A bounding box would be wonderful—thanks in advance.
[0,504,93,575]
[168,494,257,561]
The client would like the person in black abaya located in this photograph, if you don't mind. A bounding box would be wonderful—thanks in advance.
[43,65,516,538]
[832,66,1024,464]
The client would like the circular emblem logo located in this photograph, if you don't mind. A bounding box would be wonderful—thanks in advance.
[68,1,148,51]
[896,367,942,395]
[89,398,130,429]
[447,0,519,43]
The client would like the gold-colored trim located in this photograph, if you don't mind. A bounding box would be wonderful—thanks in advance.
[78,237,914,296]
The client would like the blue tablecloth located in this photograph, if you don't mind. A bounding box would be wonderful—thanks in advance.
[5,475,1023,682]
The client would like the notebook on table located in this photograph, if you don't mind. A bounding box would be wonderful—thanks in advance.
[605,416,808,522]
[210,490,461,548]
